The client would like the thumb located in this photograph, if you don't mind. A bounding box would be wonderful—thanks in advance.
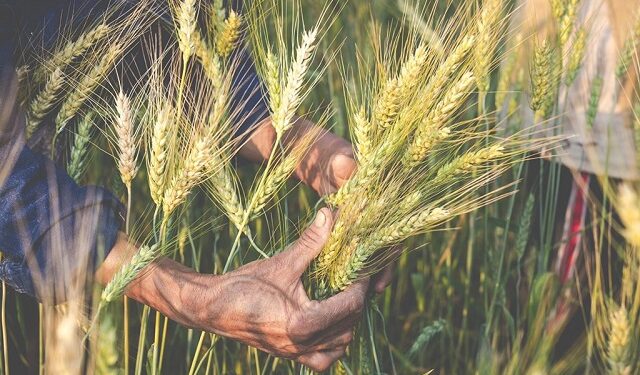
[286,207,334,274]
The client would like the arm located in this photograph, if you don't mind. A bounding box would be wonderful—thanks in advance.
[96,209,367,372]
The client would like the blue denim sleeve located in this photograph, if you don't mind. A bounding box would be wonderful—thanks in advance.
[0,142,124,300]
[229,48,270,139]
[0,89,124,300]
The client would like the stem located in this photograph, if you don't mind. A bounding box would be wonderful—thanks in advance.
[134,305,150,375]
[1,271,8,375]
[124,183,132,374]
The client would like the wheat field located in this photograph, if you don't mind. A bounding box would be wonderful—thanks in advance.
[1,0,640,374]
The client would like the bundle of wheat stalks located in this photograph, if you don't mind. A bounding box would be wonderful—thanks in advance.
[304,0,530,296]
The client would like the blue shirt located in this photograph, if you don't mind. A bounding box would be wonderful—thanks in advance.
[0,0,268,300]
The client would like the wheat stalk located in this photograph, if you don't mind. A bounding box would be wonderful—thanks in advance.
[27,68,65,136]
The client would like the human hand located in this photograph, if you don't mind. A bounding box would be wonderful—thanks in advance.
[238,117,356,196]
[189,208,368,371]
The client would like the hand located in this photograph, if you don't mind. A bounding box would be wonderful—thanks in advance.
[239,117,356,196]
[189,208,367,371]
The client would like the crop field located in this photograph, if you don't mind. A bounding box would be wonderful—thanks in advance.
[1,0,639,374]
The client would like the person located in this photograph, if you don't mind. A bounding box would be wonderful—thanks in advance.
[0,0,392,372]
[500,0,639,332]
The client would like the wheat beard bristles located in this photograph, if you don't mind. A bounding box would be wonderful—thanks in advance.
[374,43,429,130]
[405,71,475,166]
[55,43,124,134]
[67,112,94,182]
[177,0,198,62]
[34,23,111,83]
[271,28,318,137]
[115,91,138,186]
[216,10,241,58]
[27,67,65,136]
[148,106,172,206]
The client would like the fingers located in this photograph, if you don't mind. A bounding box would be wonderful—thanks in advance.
[312,277,369,327]
[284,208,334,274]
[372,263,394,294]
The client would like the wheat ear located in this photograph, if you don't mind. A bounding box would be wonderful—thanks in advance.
[67,112,94,182]
[565,27,586,85]
[216,10,242,58]
[176,0,198,63]
[619,184,640,248]
[114,91,138,186]
[148,106,172,206]
[474,0,503,93]
[34,23,111,82]
[607,307,632,375]
[328,208,451,292]
[271,28,318,137]
[207,156,245,231]
[27,68,65,136]
[194,31,222,89]
[101,244,159,302]
[55,43,124,134]
[374,43,430,129]
[351,107,373,163]
[405,72,475,166]
[530,40,556,119]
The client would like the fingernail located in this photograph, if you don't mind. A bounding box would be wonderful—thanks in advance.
[314,210,327,227]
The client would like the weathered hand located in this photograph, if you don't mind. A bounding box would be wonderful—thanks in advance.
[190,208,367,371]
[239,117,356,196]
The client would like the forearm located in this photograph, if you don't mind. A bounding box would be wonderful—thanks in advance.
[95,232,210,329]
